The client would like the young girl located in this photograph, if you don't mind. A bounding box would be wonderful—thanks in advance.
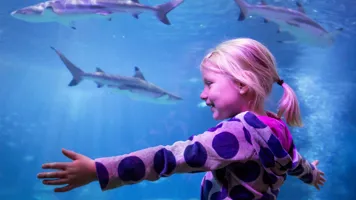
[37,38,325,199]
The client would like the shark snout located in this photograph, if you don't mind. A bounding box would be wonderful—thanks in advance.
[10,10,17,16]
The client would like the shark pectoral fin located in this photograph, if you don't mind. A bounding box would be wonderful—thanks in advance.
[132,13,141,19]
[264,18,269,23]
[95,82,104,88]
[296,1,306,14]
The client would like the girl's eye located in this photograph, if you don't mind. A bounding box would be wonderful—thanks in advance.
[205,81,212,86]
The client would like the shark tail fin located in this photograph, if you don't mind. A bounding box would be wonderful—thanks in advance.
[50,46,84,87]
[234,0,250,21]
[155,0,184,25]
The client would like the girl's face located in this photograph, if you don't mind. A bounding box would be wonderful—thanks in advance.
[200,68,250,120]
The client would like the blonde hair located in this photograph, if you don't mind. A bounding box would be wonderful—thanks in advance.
[200,38,303,127]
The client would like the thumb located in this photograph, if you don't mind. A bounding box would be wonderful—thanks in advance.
[312,160,319,166]
[62,148,82,160]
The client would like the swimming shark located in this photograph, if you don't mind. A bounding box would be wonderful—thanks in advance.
[10,0,184,29]
[50,46,183,104]
[234,0,343,47]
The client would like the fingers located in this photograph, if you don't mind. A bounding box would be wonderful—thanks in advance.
[43,178,69,185]
[315,184,320,190]
[42,162,68,170]
[54,184,75,193]
[320,176,326,183]
[37,170,67,179]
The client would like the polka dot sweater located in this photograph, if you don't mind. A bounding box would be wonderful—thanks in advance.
[94,111,318,200]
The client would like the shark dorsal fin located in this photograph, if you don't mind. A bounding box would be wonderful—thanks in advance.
[96,67,105,74]
[133,66,146,81]
[296,1,306,14]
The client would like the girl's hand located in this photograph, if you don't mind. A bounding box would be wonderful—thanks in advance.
[37,148,97,192]
[311,160,326,190]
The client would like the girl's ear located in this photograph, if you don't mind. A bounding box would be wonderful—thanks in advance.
[238,82,249,95]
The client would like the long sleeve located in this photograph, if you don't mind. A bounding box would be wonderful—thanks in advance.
[287,142,319,186]
[93,116,256,191]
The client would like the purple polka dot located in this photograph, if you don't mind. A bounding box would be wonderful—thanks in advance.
[229,185,255,200]
[208,123,223,132]
[288,164,304,176]
[211,187,228,200]
[300,173,313,184]
[232,161,260,182]
[201,180,213,200]
[95,162,109,189]
[118,156,146,182]
[243,127,252,144]
[184,142,207,168]
[259,147,275,168]
[244,112,267,128]
[154,148,176,176]
[262,171,278,185]
[258,193,274,200]
[212,131,239,159]
[267,134,288,158]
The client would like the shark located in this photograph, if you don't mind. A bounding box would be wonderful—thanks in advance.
[10,0,184,29]
[50,46,183,104]
[234,0,343,47]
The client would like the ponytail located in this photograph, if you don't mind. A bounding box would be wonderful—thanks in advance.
[277,81,303,127]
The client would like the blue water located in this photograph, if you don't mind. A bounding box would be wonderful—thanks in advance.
[1,0,356,199]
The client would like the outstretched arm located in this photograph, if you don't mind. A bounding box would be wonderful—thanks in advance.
[287,143,326,189]
[94,117,255,191]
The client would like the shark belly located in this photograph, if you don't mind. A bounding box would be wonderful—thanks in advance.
[112,88,175,104]
[83,75,123,87]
